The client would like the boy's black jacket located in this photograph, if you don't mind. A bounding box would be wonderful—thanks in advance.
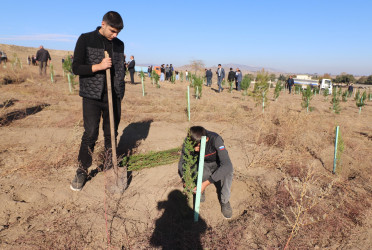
[73,27,125,100]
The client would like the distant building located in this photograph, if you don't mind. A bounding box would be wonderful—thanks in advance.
[296,74,312,80]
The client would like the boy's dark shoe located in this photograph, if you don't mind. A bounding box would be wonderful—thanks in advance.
[70,172,87,191]
[200,192,206,202]
[221,201,232,219]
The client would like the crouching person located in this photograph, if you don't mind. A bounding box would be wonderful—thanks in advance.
[178,126,233,219]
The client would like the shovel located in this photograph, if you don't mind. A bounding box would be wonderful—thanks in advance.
[104,51,127,193]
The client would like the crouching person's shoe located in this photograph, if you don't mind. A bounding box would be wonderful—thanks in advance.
[220,201,232,219]
[70,172,87,191]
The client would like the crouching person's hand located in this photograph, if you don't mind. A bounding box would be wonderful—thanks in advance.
[193,180,211,194]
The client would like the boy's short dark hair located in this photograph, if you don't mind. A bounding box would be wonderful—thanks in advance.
[103,11,124,31]
[189,126,207,143]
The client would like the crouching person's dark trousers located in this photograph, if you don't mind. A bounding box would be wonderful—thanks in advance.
[77,97,121,174]
[202,162,233,204]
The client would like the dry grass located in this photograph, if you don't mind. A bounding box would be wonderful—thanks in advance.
[0,48,372,249]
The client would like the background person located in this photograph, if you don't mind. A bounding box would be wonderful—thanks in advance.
[35,45,51,75]
[228,67,235,83]
[235,68,242,91]
[127,55,135,84]
[287,75,294,94]
[206,68,213,87]
[216,64,225,93]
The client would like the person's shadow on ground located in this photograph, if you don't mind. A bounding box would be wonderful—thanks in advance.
[150,190,207,250]
[87,119,153,187]
[117,119,153,157]
[117,119,153,187]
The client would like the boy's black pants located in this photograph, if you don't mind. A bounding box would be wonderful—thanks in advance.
[77,97,121,174]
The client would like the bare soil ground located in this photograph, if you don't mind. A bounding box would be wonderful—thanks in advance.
[0,45,372,249]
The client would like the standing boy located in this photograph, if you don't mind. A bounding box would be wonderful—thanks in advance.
[70,11,125,191]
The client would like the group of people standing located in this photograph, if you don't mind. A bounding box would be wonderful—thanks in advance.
[206,65,243,93]
[160,64,174,81]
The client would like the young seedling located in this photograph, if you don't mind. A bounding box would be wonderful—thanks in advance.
[150,71,155,85]
[323,88,329,100]
[240,74,252,96]
[182,131,198,199]
[228,80,234,93]
[356,91,366,114]
[62,55,77,93]
[274,81,283,101]
[301,85,313,112]
[354,89,360,101]
[12,53,22,70]
[50,64,54,83]
[337,87,342,97]
[187,86,190,121]
[330,89,341,114]
[332,126,344,174]
[170,75,176,84]
[254,69,270,113]
[193,75,203,99]
[342,90,348,102]
[152,72,160,88]
[140,70,146,96]
[180,71,184,82]
[294,85,300,95]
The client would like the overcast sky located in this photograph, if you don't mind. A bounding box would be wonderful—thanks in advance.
[1,0,371,75]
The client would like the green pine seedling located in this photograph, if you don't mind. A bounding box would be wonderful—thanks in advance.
[182,131,198,199]
[63,55,77,93]
[301,85,313,112]
[342,90,348,102]
[356,91,366,114]
[330,89,341,114]
[180,71,184,82]
[240,74,252,96]
[274,81,283,101]
[50,64,54,83]
[12,53,22,69]
[193,75,203,99]
[140,71,146,96]
[170,75,176,84]
[323,88,329,100]
[254,69,270,113]
[354,89,360,101]
[228,80,234,93]
[334,128,344,174]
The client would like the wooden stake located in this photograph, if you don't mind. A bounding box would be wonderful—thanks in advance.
[104,51,118,178]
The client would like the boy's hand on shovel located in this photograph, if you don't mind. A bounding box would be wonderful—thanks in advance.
[100,57,112,70]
